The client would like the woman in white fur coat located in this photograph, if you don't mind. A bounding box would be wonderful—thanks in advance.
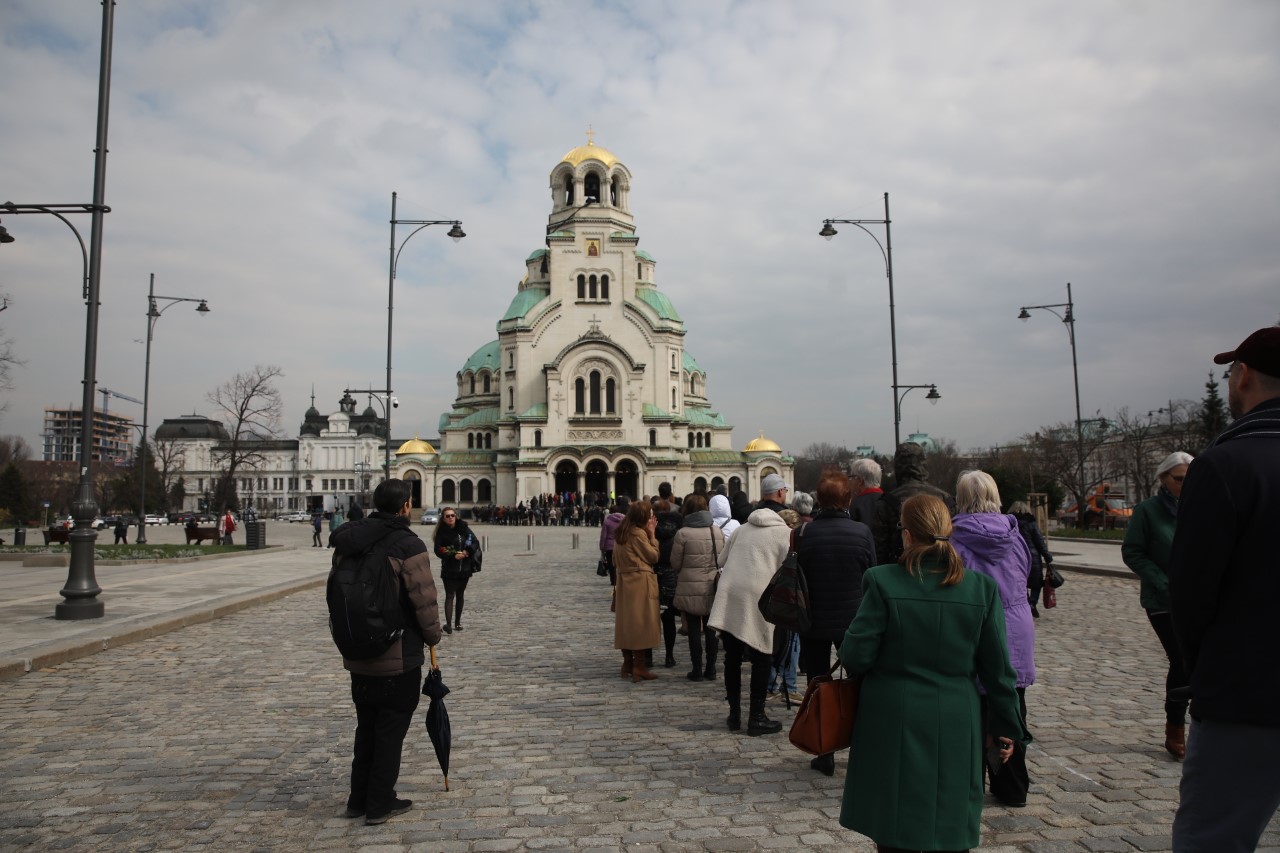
[708,507,792,736]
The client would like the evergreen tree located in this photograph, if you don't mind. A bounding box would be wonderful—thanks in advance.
[0,462,29,523]
[1198,371,1229,448]
[169,475,187,510]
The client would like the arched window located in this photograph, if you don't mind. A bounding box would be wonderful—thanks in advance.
[584,173,600,203]
[691,375,700,395]
[577,274,585,299]
[649,429,657,448]
[442,479,456,503]
[478,479,492,502]
[534,429,542,448]
[484,433,492,449]
[575,378,585,413]
[589,274,597,299]
[483,374,491,393]
[610,176,619,206]
[460,479,474,502]
[467,433,474,449]
[671,352,677,370]
[563,175,574,205]
[638,262,643,280]
[694,477,708,493]
[601,274,609,299]
[589,371,602,414]
[704,432,712,447]
[688,433,695,448]
[508,387,514,410]
[508,351,514,369]
[605,378,616,413]
[469,374,476,394]
[672,387,678,410]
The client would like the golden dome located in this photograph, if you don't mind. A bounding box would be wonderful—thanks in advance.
[561,140,619,168]
[395,437,437,456]
[744,432,782,453]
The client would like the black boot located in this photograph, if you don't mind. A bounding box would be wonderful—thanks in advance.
[726,699,741,732]
[687,643,704,681]
[724,661,742,731]
[747,658,782,736]
[810,752,836,776]
[704,632,719,681]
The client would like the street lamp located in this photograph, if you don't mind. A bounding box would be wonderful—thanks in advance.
[0,0,116,620]
[894,383,941,423]
[386,192,464,473]
[137,273,210,544]
[344,388,397,478]
[820,193,905,447]
[1017,282,1085,518]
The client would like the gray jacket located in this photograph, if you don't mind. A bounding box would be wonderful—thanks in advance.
[671,511,725,617]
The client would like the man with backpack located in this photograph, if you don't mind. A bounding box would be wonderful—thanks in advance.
[328,479,442,826]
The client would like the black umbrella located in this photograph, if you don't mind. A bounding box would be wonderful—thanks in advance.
[423,645,452,791]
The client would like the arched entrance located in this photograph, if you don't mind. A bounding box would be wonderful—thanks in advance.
[711,476,725,492]
[403,471,423,508]
[585,459,608,496]
[728,476,743,496]
[615,459,639,499]
[554,460,579,496]
[693,476,708,494]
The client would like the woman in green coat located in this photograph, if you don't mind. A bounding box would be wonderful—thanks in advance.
[1121,450,1193,759]
[838,494,1026,852]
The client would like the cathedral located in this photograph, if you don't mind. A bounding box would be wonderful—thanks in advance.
[158,139,792,514]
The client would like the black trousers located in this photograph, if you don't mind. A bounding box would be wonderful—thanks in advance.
[1027,562,1044,608]
[686,613,719,675]
[721,632,771,715]
[660,605,677,658]
[443,576,470,626]
[348,668,421,817]
[981,687,1030,806]
[1146,609,1190,724]
[799,635,837,681]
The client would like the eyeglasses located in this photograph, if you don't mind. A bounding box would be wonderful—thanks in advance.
[443,514,456,519]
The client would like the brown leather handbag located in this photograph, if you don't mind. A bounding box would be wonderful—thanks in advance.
[788,661,861,756]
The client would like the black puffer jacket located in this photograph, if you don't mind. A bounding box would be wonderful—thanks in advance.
[434,519,479,580]
[331,512,441,675]
[798,508,877,643]
[873,443,956,565]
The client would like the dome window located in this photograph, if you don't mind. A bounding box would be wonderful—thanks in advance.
[584,172,600,203]
[577,274,586,300]
[601,274,609,300]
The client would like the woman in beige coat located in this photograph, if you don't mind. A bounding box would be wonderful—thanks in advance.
[671,494,725,682]
[613,500,661,683]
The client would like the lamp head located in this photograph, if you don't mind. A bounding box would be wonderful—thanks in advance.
[819,222,837,241]
[926,385,941,405]
[447,223,466,242]
[1017,308,1031,322]
[196,300,210,315]
[0,224,13,244]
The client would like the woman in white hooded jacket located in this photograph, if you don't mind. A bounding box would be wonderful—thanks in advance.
[709,494,741,540]
[708,507,792,736]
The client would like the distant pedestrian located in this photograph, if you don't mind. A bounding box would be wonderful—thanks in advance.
[848,458,884,554]
[113,518,128,545]
[671,493,725,682]
[1122,451,1193,760]
[433,507,479,634]
[331,478,441,826]
[613,501,661,683]
[873,442,956,565]
[219,510,236,546]
[599,497,628,586]
[312,512,323,547]
[1169,327,1280,852]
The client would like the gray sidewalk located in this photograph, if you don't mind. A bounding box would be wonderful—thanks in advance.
[3,523,1275,852]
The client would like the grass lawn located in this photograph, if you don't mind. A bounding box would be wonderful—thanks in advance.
[1048,528,1126,542]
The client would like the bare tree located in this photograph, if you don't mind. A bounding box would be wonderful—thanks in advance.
[1024,420,1120,526]
[0,296,24,416]
[0,435,32,467]
[206,365,284,510]
[793,442,855,492]
[152,438,187,497]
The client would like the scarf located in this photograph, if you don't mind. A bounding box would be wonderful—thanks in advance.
[1158,485,1178,519]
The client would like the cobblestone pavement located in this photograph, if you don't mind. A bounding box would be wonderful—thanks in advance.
[1,526,1276,852]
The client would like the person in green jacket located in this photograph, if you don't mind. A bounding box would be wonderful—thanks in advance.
[1122,450,1193,760]
[839,494,1026,853]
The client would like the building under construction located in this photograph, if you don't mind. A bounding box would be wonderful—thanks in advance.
[42,406,135,463]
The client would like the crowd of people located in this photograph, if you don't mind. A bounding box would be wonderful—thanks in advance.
[330,326,1280,850]
[470,492,611,526]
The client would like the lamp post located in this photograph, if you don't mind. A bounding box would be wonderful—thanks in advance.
[344,388,396,478]
[137,273,209,544]
[1017,282,1084,518]
[820,193,903,448]
[386,192,464,473]
[894,383,941,424]
[0,0,116,619]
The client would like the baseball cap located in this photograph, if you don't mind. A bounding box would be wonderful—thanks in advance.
[1214,327,1280,376]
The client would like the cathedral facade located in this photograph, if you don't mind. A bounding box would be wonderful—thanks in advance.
[390,139,792,508]
[157,140,792,514]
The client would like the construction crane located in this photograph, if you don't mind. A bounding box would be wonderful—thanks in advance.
[98,387,143,415]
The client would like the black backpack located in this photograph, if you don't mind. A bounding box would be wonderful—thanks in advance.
[327,528,414,660]
[757,523,812,634]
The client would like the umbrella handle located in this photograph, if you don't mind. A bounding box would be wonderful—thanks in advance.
[430,644,439,670]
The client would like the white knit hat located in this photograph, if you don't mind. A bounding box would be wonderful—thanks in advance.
[1156,451,1194,478]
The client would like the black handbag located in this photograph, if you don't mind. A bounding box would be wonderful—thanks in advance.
[1045,564,1065,588]
[596,558,609,577]
[757,524,812,634]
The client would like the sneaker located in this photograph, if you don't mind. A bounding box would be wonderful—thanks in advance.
[365,798,413,825]
[785,690,806,704]
[455,623,464,632]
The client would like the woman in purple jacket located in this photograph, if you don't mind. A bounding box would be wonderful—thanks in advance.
[951,469,1035,807]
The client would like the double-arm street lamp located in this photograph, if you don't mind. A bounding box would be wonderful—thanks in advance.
[1017,282,1085,505]
[386,192,464,474]
[137,273,210,544]
[894,383,941,424]
[820,193,906,449]
[345,387,397,475]
[0,0,116,620]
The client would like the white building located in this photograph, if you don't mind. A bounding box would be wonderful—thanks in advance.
[159,139,793,514]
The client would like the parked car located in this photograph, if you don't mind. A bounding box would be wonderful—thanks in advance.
[144,514,169,526]
[278,511,310,523]
[419,507,441,526]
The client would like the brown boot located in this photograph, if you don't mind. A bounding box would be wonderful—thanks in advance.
[1165,722,1186,759]
[631,650,658,682]
[620,650,633,680]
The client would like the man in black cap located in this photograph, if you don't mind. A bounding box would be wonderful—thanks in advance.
[1169,326,1280,852]
[872,442,955,566]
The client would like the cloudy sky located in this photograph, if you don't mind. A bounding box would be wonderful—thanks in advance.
[2,0,1277,460]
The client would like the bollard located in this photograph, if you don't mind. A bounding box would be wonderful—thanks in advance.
[481,535,488,553]
[527,533,534,552]
[571,533,579,549]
